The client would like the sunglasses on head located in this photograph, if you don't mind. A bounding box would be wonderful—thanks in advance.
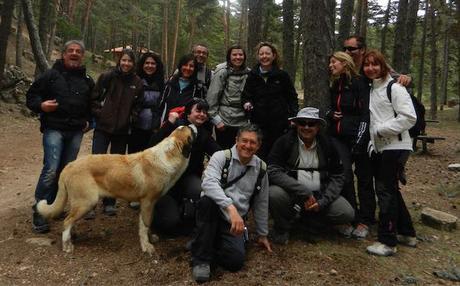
[342,46,361,52]
[294,120,318,127]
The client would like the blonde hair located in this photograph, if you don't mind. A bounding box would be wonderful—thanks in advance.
[330,51,358,81]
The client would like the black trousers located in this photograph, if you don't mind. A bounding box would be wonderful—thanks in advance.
[372,150,416,247]
[191,197,245,272]
[215,126,239,150]
[92,129,128,207]
[127,127,152,154]
[331,136,376,226]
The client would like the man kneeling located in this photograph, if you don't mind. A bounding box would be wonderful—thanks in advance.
[268,107,355,244]
[191,124,272,282]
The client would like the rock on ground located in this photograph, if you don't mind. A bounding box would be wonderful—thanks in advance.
[421,208,458,231]
[448,163,460,172]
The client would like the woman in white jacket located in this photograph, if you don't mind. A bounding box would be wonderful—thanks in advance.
[363,49,417,256]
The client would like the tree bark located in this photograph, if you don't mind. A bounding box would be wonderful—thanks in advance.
[16,3,24,68]
[81,0,94,40]
[162,1,169,75]
[0,0,16,84]
[22,0,50,74]
[402,0,420,73]
[247,0,263,67]
[301,0,334,112]
[47,0,60,60]
[171,0,181,70]
[38,0,51,55]
[68,0,77,23]
[392,0,409,73]
[359,0,367,38]
[416,0,428,101]
[439,3,450,110]
[283,0,295,80]
[429,0,437,120]
[337,0,354,48]
[224,0,230,51]
[380,0,391,56]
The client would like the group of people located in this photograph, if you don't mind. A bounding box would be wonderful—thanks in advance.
[26,36,418,283]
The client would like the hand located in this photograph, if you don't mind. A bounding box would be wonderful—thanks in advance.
[304,196,320,212]
[333,111,343,121]
[397,74,412,86]
[41,99,58,112]
[168,112,180,124]
[226,205,245,236]
[243,102,253,112]
[257,236,273,253]
[216,122,225,131]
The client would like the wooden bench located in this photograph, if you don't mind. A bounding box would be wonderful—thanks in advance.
[413,135,446,153]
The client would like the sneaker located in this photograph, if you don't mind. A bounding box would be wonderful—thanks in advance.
[84,209,96,220]
[192,263,210,283]
[335,224,354,238]
[366,242,397,256]
[352,223,369,239]
[128,201,140,210]
[270,230,289,245]
[397,235,417,247]
[103,205,117,216]
[32,211,49,234]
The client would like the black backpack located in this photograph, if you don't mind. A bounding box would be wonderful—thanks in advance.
[386,80,426,138]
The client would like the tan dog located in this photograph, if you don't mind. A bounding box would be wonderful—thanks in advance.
[37,125,197,255]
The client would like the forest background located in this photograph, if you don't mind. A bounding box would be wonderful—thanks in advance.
[0,0,459,121]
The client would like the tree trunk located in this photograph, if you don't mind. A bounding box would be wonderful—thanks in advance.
[224,0,230,51]
[416,0,428,101]
[171,0,181,70]
[402,0,420,73]
[0,0,16,84]
[47,0,60,60]
[162,1,169,75]
[359,0,367,38]
[38,0,50,55]
[247,0,263,67]
[439,20,450,110]
[355,0,363,34]
[22,0,50,74]
[81,0,94,40]
[429,1,437,120]
[68,0,77,23]
[238,0,248,49]
[283,0,295,80]
[337,0,354,48]
[380,0,391,56]
[301,0,334,112]
[392,0,409,73]
[16,3,24,68]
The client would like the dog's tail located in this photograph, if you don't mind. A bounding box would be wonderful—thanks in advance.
[36,171,69,219]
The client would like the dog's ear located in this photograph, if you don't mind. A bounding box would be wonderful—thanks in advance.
[181,135,193,158]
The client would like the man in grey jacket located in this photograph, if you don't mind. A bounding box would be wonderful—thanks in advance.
[191,124,272,283]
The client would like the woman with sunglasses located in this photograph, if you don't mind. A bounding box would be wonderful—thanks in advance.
[327,51,375,239]
[363,49,417,256]
[242,42,298,159]
[149,98,221,235]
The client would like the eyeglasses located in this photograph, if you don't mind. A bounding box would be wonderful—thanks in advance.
[342,46,361,52]
[294,120,318,127]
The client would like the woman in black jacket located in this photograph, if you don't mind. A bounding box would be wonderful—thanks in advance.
[327,51,375,239]
[242,42,298,159]
[160,54,206,124]
[90,49,144,215]
[128,52,165,154]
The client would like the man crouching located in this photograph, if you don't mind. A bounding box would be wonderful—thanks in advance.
[191,124,272,283]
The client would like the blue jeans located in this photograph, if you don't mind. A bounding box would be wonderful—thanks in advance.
[35,129,83,204]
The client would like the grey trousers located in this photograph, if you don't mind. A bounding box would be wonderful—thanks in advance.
[269,185,355,233]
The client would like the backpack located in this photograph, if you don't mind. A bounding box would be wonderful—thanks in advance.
[220,149,267,207]
[386,79,426,138]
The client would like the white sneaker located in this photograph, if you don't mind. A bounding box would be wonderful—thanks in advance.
[335,224,354,238]
[397,235,417,247]
[367,242,397,256]
[352,223,369,239]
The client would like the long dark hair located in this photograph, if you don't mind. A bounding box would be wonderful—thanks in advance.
[226,45,246,70]
[176,54,198,81]
[137,52,165,89]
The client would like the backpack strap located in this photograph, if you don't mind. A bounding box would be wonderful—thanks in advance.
[220,149,232,187]
[249,160,267,208]
[386,79,403,141]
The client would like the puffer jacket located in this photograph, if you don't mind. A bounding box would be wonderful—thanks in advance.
[133,79,163,131]
[241,65,298,129]
[369,74,416,152]
[26,59,94,132]
[91,68,144,135]
[207,62,250,127]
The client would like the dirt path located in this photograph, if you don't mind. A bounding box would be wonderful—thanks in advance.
[0,108,459,285]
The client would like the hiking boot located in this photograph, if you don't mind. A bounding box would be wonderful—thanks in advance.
[397,235,417,247]
[366,242,397,256]
[192,263,210,283]
[270,230,289,245]
[103,205,117,216]
[84,209,96,220]
[128,201,140,210]
[335,224,354,238]
[32,211,49,234]
[352,223,369,240]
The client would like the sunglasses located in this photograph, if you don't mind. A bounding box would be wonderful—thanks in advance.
[294,120,318,127]
[342,46,361,52]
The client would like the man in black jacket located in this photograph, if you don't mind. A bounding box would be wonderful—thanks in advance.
[26,40,94,233]
[267,107,355,244]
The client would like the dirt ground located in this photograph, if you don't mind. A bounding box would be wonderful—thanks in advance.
[0,104,459,285]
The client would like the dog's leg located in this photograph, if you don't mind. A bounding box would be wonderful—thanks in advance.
[139,200,155,255]
[62,204,94,253]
